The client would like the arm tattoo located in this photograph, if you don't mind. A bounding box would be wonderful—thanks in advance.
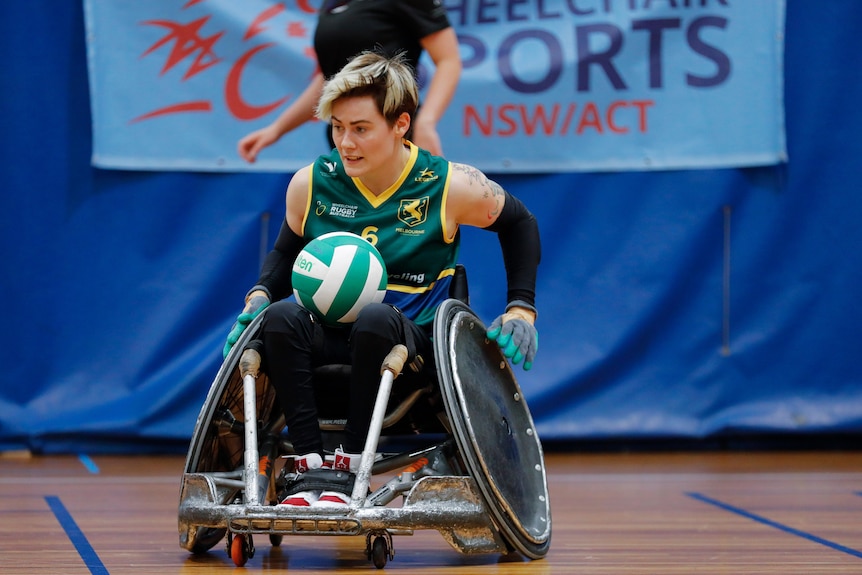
[453,163,504,219]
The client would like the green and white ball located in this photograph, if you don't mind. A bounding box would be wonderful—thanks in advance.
[291,232,387,325]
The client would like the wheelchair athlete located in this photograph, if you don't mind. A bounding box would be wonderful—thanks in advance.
[223,51,541,508]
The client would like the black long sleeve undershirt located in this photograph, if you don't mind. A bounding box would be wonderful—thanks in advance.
[485,191,541,308]
[255,220,306,302]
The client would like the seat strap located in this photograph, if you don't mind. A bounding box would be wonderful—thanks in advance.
[280,467,356,497]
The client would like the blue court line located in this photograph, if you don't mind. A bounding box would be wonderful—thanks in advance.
[687,492,862,559]
[45,496,110,575]
[78,454,100,474]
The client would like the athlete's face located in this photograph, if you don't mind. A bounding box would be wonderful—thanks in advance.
[330,96,409,182]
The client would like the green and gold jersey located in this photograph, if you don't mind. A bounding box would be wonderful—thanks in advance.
[302,142,460,328]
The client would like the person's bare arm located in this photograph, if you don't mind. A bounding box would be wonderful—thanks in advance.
[285,165,312,235]
[445,162,505,234]
[447,162,541,370]
[413,28,462,155]
[237,72,325,163]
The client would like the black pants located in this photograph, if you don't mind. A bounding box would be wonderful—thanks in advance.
[261,301,433,455]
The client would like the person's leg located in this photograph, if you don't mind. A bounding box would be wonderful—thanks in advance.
[342,304,433,455]
[262,301,353,506]
[262,301,327,456]
[313,304,434,507]
[262,301,353,454]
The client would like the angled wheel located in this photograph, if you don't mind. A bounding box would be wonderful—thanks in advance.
[189,527,227,554]
[183,313,279,476]
[433,299,552,559]
[179,312,284,553]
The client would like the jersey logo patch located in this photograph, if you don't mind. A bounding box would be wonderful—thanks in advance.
[320,160,339,178]
[415,168,438,183]
[398,197,429,228]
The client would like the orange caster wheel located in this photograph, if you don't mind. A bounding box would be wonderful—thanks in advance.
[229,533,254,567]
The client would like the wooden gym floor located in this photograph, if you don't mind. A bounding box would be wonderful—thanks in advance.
[1,450,861,574]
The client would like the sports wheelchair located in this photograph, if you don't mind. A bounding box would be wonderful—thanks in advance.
[177,276,551,569]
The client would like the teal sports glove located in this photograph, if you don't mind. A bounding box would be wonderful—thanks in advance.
[486,301,538,370]
[223,291,270,358]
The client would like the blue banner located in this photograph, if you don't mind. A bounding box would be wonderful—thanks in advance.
[84,0,786,173]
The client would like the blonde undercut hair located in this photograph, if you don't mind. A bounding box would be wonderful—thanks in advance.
[315,51,419,127]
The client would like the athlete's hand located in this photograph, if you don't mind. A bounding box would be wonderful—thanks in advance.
[486,301,538,370]
[223,291,270,358]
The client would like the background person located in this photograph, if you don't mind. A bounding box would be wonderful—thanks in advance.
[238,0,461,161]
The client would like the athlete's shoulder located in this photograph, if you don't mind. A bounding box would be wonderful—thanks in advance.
[288,163,313,190]
[446,161,486,187]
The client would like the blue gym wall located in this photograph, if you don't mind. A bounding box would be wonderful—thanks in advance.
[1,1,860,453]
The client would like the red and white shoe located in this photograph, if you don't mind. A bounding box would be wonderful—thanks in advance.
[313,490,351,508]
[278,453,324,507]
[310,448,361,508]
[290,452,324,474]
[280,490,320,507]
[332,447,361,472]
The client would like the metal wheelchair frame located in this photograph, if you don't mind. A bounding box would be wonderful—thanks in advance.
[178,299,551,568]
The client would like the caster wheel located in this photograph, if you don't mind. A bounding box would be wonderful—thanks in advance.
[371,536,389,569]
[231,534,249,567]
[190,527,226,554]
[269,534,283,547]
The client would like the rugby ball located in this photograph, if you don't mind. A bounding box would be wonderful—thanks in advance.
[291,232,387,325]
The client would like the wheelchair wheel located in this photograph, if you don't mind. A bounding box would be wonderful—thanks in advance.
[180,312,283,553]
[189,526,227,555]
[433,299,552,559]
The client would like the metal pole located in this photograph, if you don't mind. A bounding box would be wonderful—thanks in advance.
[350,345,408,508]
[242,373,260,506]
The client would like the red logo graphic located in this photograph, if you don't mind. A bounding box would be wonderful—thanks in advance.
[132,1,316,124]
